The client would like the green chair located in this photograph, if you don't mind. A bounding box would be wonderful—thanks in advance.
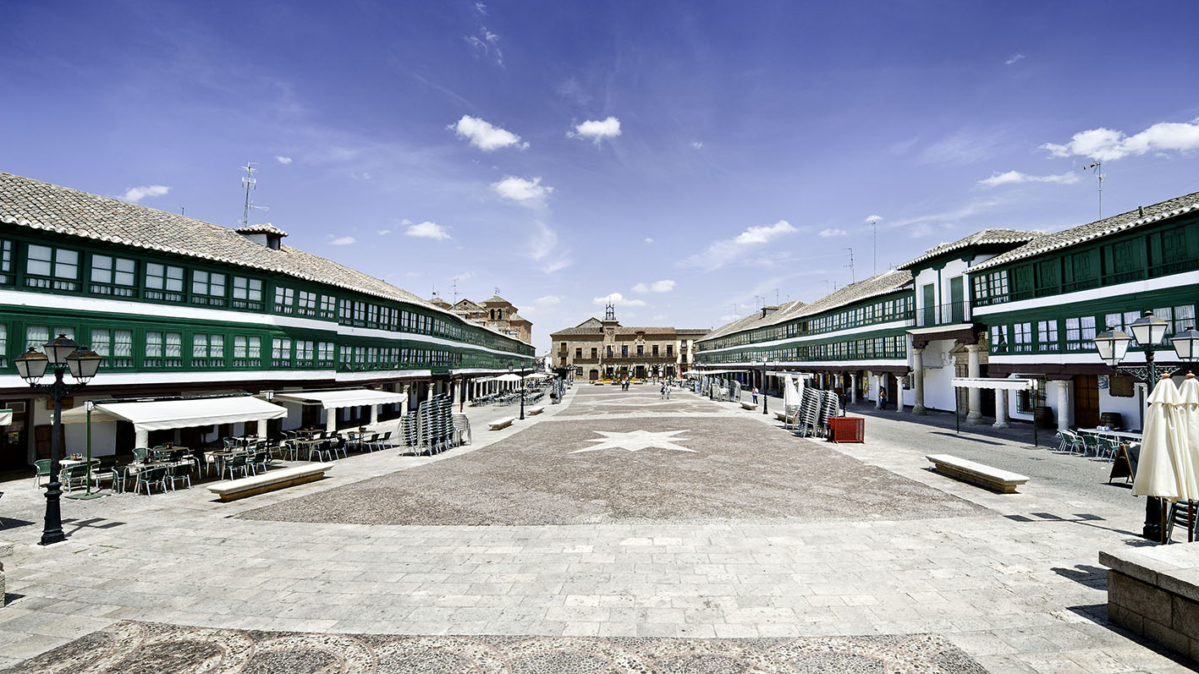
[106,465,132,494]
[165,463,192,490]
[33,459,52,487]
[132,447,150,462]
[135,466,168,495]
[61,464,90,493]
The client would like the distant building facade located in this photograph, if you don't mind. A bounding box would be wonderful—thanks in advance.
[427,294,533,344]
[550,304,707,380]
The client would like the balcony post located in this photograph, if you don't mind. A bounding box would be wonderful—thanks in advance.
[965,344,983,424]
[911,348,927,415]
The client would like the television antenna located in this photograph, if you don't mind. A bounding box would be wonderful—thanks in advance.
[452,278,459,303]
[865,216,881,275]
[1084,160,1103,219]
[844,247,855,283]
[239,163,269,225]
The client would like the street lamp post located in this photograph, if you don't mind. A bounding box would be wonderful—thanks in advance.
[14,334,102,546]
[1093,311,1181,542]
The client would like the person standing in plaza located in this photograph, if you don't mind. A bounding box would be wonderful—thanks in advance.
[752,387,759,404]
[878,386,887,410]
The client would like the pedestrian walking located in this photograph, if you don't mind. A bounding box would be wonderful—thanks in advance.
[665,385,671,400]
[752,387,759,404]
[660,384,666,399]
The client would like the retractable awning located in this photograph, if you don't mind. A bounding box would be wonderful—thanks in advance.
[0,409,12,426]
[273,388,408,409]
[952,377,1038,391]
[495,374,522,382]
[62,396,288,432]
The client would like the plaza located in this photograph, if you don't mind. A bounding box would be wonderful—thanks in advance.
[0,383,1193,672]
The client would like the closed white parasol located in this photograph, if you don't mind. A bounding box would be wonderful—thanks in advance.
[1134,375,1190,502]
[1174,373,1199,503]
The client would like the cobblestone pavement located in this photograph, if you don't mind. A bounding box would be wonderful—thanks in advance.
[0,384,1193,672]
[1,620,984,673]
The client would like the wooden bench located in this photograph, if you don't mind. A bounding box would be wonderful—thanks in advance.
[527,406,545,416]
[489,417,515,431]
[207,463,332,502]
[740,401,757,410]
[926,454,1029,493]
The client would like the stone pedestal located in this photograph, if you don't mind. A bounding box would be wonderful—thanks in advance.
[1101,542,1199,662]
[0,539,11,607]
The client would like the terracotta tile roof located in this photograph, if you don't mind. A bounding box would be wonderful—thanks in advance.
[234,222,288,237]
[971,190,1199,272]
[897,229,1041,270]
[697,269,913,343]
[0,172,531,344]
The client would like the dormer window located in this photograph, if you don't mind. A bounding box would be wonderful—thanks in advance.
[235,223,289,250]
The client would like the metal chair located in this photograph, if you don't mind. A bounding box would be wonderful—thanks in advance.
[132,447,150,463]
[223,454,251,480]
[136,466,169,495]
[165,462,192,490]
[33,459,51,487]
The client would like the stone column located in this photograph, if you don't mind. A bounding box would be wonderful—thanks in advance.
[256,419,268,438]
[452,380,460,409]
[1055,380,1070,432]
[325,408,337,433]
[370,404,379,426]
[965,345,983,424]
[911,348,927,415]
[993,389,1009,429]
[896,375,906,413]
[850,372,859,403]
[400,385,410,417]
[427,385,434,402]
[876,373,884,409]
[135,428,149,449]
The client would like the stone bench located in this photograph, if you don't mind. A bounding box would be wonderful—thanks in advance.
[489,417,515,431]
[925,454,1029,493]
[775,411,788,422]
[527,406,545,416]
[207,464,332,502]
[740,401,757,410]
[1100,542,1199,660]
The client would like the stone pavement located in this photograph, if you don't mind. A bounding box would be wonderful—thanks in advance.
[0,383,1193,672]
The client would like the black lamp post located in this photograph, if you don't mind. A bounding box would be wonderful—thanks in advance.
[1093,311,1178,542]
[508,361,526,420]
[14,334,102,546]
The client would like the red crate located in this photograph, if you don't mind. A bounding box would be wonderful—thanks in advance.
[828,416,864,443]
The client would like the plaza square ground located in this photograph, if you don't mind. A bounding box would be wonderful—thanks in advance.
[0,383,1194,673]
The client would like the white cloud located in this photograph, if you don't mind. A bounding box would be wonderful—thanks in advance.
[690,141,704,149]
[450,271,475,281]
[449,115,527,152]
[719,314,739,322]
[121,185,170,203]
[275,156,292,165]
[492,176,553,205]
[593,292,646,307]
[1005,53,1025,65]
[652,314,668,321]
[535,295,561,306]
[405,271,423,278]
[920,131,999,166]
[377,229,391,235]
[644,237,654,244]
[464,27,503,66]
[1041,119,1199,162]
[473,2,486,13]
[529,221,558,261]
[978,170,1081,188]
[680,220,798,271]
[569,116,622,144]
[865,214,883,224]
[819,228,847,237]
[330,236,356,246]
[632,280,675,293]
[405,221,451,240]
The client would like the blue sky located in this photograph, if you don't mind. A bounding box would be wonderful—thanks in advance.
[4,1,1199,352]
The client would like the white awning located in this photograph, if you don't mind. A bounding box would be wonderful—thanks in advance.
[273,389,408,410]
[63,396,288,432]
[495,373,522,382]
[952,377,1038,391]
[0,409,12,426]
[908,323,973,336]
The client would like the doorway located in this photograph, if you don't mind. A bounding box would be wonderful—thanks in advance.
[1073,375,1100,428]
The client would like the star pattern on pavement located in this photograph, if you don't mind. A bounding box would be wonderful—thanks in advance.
[571,430,695,454]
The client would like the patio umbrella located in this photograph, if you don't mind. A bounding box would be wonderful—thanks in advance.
[1175,373,1199,503]
[1133,375,1189,504]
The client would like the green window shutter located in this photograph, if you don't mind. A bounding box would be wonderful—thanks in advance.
[1011,265,1033,298]
[1036,259,1060,295]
